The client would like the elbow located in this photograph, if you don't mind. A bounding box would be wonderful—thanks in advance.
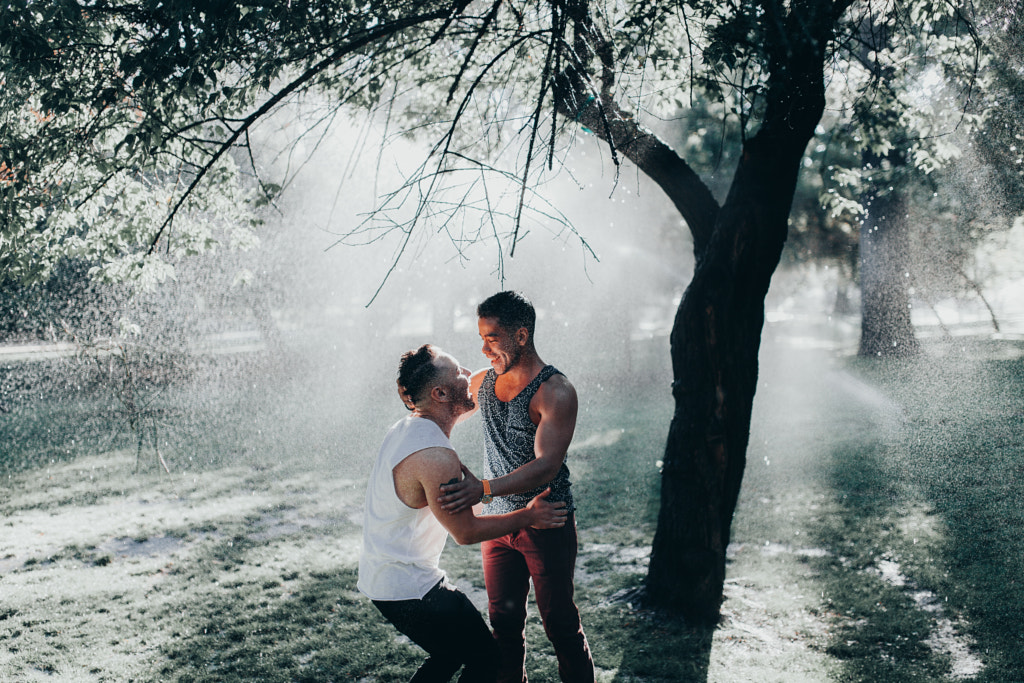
[537,461,562,485]
[451,531,477,546]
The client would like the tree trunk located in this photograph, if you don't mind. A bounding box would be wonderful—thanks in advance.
[557,0,834,624]
[644,14,830,623]
[858,189,920,356]
[645,127,816,621]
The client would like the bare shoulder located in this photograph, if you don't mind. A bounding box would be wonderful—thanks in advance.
[540,372,576,401]
[535,372,578,415]
[405,446,462,480]
[393,447,463,508]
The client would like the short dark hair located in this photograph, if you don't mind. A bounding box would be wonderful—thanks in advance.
[397,344,441,410]
[477,291,536,340]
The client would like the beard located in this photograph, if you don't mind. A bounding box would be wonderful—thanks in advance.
[449,383,476,413]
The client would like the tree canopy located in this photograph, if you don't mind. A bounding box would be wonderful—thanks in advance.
[2,0,988,289]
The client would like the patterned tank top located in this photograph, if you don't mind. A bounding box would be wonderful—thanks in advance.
[480,365,575,514]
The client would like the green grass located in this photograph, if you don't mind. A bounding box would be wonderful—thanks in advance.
[1,331,1022,681]
[829,347,1024,682]
[733,333,1024,682]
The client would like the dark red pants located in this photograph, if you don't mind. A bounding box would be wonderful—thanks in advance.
[481,515,594,683]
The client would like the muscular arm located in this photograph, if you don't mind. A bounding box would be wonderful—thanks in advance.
[396,447,566,545]
[492,374,577,494]
[438,375,578,513]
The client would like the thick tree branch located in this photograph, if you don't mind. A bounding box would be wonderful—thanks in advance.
[554,74,720,257]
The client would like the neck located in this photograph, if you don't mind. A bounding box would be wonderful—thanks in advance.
[505,349,544,381]
[411,406,457,437]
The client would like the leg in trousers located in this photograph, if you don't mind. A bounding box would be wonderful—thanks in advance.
[374,579,499,683]
[521,516,594,683]
[483,532,531,683]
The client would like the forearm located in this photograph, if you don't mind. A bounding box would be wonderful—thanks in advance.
[452,509,532,545]
[436,454,564,514]
[489,458,562,498]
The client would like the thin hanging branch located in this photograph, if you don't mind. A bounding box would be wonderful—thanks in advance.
[145,8,460,255]
[446,0,505,105]
[954,264,1001,333]
[510,0,561,256]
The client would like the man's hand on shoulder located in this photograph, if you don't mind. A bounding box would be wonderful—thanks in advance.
[438,463,484,514]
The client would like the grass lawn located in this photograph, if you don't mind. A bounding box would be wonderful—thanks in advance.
[1,327,1021,681]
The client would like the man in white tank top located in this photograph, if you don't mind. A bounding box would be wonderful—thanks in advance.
[358,344,568,683]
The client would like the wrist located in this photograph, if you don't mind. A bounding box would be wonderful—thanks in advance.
[479,478,493,505]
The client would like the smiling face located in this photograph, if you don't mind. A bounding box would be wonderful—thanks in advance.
[434,351,476,412]
[478,316,526,376]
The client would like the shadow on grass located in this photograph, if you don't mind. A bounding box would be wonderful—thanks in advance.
[810,432,955,682]
[873,351,1024,682]
[597,597,714,682]
[809,346,1024,682]
[569,404,714,682]
[155,561,416,682]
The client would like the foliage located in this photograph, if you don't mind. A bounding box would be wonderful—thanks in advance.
[0,1,297,286]
[969,0,1024,216]
[819,0,986,196]
[0,0,993,293]
[807,0,997,305]
[0,258,108,340]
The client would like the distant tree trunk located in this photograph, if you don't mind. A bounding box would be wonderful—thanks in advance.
[852,9,921,359]
[858,188,920,356]
[561,2,831,624]
[834,280,855,316]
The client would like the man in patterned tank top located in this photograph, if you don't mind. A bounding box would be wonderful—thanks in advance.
[359,344,568,683]
[438,291,595,683]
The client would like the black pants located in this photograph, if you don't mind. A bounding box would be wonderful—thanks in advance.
[373,578,499,683]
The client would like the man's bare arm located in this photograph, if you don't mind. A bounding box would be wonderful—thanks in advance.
[403,447,567,545]
[438,375,578,513]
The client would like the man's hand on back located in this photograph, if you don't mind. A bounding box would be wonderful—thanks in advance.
[525,487,567,529]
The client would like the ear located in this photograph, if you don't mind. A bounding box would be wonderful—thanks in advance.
[431,384,449,403]
[516,327,529,347]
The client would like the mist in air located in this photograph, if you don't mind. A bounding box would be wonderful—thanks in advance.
[3,89,1024,683]
[4,103,1023,482]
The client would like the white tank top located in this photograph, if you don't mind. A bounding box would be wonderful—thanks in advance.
[357,416,453,601]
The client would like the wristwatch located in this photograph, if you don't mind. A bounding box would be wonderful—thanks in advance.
[480,479,493,505]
